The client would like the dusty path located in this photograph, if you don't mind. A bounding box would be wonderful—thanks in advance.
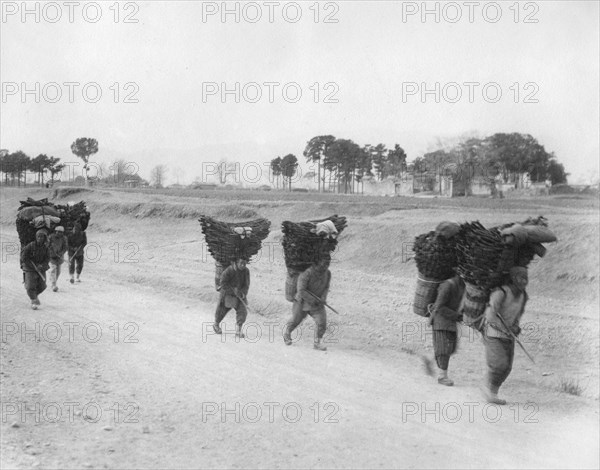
[1,226,599,470]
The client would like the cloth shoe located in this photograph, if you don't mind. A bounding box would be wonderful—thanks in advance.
[313,339,327,351]
[480,384,507,405]
[437,368,454,386]
[283,333,292,346]
[235,325,245,339]
[438,377,454,386]
[212,323,222,334]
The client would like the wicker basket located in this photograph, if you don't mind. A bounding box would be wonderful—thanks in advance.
[413,274,441,317]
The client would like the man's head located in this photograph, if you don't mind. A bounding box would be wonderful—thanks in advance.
[510,266,528,291]
[35,230,48,244]
[55,226,64,234]
[233,259,247,270]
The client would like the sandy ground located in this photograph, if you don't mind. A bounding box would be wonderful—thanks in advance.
[1,187,599,469]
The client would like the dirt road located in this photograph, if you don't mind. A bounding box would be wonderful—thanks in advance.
[1,225,598,470]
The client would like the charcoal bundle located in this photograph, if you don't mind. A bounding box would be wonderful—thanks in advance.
[457,217,557,289]
[56,201,91,232]
[457,216,556,328]
[411,222,460,316]
[413,232,458,281]
[452,221,505,323]
[17,197,52,210]
[198,216,271,266]
[281,215,347,302]
[455,221,506,290]
[281,215,347,273]
[15,198,91,248]
[16,218,39,248]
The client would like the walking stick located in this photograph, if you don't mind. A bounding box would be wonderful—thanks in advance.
[236,295,253,313]
[495,312,536,364]
[29,261,46,283]
[305,290,341,315]
[233,289,258,315]
[69,246,82,263]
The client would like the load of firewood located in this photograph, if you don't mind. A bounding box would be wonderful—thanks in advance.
[412,221,460,316]
[455,221,506,290]
[16,197,90,248]
[198,215,271,290]
[411,216,556,320]
[58,201,90,233]
[456,216,556,328]
[281,214,347,301]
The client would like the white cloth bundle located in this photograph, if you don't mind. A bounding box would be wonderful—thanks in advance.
[232,226,253,238]
[313,220,338,239]
[31,214,62,229]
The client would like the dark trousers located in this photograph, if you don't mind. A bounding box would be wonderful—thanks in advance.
[286,301,327,340]
[23,271,47,300]
[433,330,457,370]
[484,335,515,390]
[215,296,248,326]
[69,255,84,275]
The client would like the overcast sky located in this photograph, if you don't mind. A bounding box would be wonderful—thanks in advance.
[1,1,598,185]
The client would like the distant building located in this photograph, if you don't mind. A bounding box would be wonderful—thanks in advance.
[124,179,143,188]
[360,175,417,196]
[436,174,466,197]
[468,177,494,197]
[395,174,415,196]
[362,176,396,196]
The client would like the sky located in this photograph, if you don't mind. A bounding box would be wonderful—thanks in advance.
[1,0,599,185]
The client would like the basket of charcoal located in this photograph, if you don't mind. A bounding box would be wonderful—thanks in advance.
[411,222,460,316]
[198,215,271,290]
[16,197,90,248]
[456,217,556,328]
[281,214,347,302]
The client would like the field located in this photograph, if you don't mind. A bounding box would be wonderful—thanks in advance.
[1,186,599,469]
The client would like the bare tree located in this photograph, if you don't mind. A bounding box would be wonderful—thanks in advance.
[98,161,110,182]
[172,166,185,185]
[109,159,126,185]
[151,164,168,188]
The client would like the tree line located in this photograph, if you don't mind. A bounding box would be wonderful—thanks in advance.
[0,150,66,187]
[3,132,567,191]
[270,132,567,193]
[413,133,568,186]
[270,136,408,193]
[0,138,148,187]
